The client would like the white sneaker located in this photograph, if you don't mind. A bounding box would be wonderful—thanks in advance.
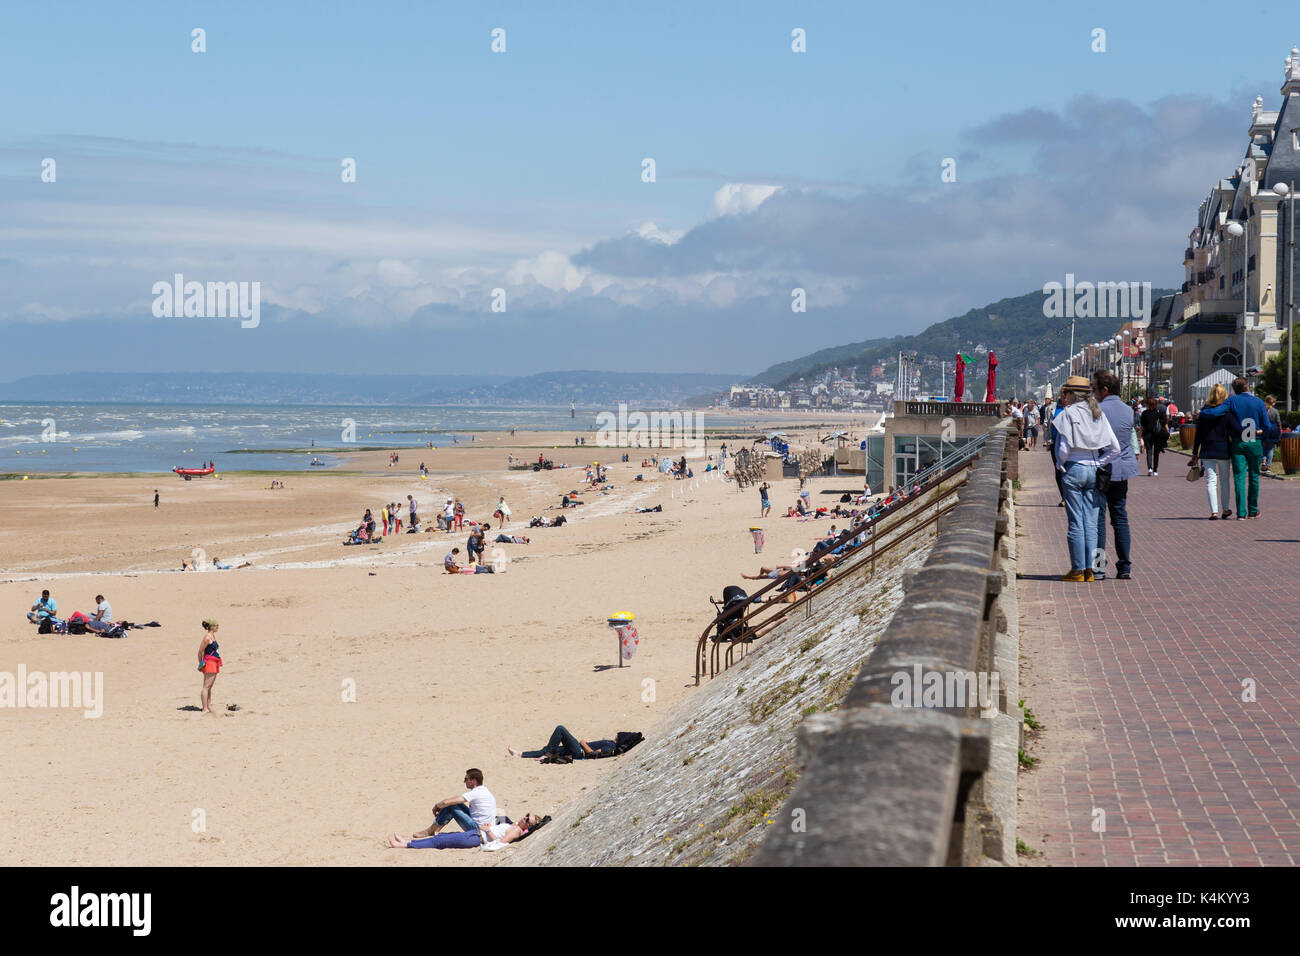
[1147,469,1152,476]
[1153,471,1158,476]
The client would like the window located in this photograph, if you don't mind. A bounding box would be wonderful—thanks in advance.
[1212,347,1242,369]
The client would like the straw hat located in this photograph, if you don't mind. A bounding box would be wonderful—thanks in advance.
[1063,375,1091,393]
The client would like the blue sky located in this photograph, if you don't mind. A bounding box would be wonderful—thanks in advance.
[1,1,1296,378]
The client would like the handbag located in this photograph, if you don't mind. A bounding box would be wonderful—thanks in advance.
[1186,463,1204,481]
[1095,466,1111,495]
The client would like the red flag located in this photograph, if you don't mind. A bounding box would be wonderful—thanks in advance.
[984,351,998,402]
[954,353,966,402]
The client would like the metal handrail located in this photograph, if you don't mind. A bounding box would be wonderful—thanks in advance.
[692,443,985,685]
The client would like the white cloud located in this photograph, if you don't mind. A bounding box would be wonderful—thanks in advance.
[712,183,781,217]
[506,250,585,291]
[636,221,684,244]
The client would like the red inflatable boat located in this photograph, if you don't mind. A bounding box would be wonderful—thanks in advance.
[173,466,215,480]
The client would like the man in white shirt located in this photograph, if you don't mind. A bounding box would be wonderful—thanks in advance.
[414,768,498,837]
[441,498,455,531]
[87,594,114,633]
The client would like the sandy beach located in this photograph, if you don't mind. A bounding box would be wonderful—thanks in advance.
[0,415,869,865]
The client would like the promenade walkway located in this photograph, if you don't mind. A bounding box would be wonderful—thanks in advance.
[1015,443,1300,865]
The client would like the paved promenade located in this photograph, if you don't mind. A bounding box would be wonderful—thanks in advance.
[1015,444,1300,865]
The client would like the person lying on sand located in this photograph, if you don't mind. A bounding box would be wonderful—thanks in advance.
[508,726,620,761]
[634,504,663,513]
[493,534,529,544]
[741,564,793,580]
[210,557,253,570]
[388,813,544,849]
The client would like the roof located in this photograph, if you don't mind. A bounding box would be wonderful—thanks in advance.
[1169,318,1237,339]
[1190,368,1237,389]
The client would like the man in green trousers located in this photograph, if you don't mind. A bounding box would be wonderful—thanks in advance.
[1225,377,1277,519]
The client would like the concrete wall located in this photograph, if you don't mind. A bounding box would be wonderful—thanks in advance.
[500,529,936,867]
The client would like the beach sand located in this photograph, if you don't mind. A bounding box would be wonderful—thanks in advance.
[0,417,871,866]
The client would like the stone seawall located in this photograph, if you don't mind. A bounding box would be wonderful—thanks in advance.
[500,531,936,867]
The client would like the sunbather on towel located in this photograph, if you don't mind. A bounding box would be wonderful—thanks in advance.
[494,534,529,544]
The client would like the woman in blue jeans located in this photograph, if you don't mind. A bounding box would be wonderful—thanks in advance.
[1053,376,1121,582]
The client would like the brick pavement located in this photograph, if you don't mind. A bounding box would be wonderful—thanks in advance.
[1015,443,1300,865]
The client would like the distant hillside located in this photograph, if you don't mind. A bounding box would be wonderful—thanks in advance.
[749,336,892,386]
[757,288,1177,390]
[419,370,739,406]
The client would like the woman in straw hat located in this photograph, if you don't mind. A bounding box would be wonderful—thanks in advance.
[1054,376,1122,582]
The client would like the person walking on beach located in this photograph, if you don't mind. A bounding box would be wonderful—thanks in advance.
[1091,371,1137,580]
[1054,376,1121,582]
[153,490,159,509]
[759,481,771,517]
[1225,377,1277,519]
[407,495,418,530]
[454,498,465,530]
[411,768,497,838]
[197,619,222,714]
[495,496,511,529]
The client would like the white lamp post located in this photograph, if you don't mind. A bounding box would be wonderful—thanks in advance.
[1226,219,1249,374]
[1275,181,1295,411]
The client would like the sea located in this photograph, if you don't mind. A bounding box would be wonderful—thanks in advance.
[0,403,601,474]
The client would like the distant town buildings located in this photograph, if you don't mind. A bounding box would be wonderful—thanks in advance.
[724,367,883,410]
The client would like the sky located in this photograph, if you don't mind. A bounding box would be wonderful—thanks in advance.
[1,0,1298,380]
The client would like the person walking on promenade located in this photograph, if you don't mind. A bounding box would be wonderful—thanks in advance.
[1091,371,1138,580]
[1262,395,1282,474]
[1045,388,1067,506]
[1225,377,1277,519]
[1189,383,1233,519]
[1024,400,1041,450]
[1054,376,1121,582]
[1138,396,1168,476]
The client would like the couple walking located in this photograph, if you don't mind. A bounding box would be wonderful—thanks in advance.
[1053,372,1135,582]
[1188,378,1278,520]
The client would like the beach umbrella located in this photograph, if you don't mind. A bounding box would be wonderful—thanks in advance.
[955,352,970,401]
[984,351,998,402]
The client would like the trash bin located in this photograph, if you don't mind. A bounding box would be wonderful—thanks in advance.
[1280,433,1300,474]
[749,527,765,553]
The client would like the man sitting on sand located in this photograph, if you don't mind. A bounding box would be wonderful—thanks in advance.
[27,589,57,624]
[444,547,462,573]
[85,594,114,633]
[410,768,497,839]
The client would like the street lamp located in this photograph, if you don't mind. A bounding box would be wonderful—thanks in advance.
[1226,219,1249,375]
[1275,181,1296,412]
